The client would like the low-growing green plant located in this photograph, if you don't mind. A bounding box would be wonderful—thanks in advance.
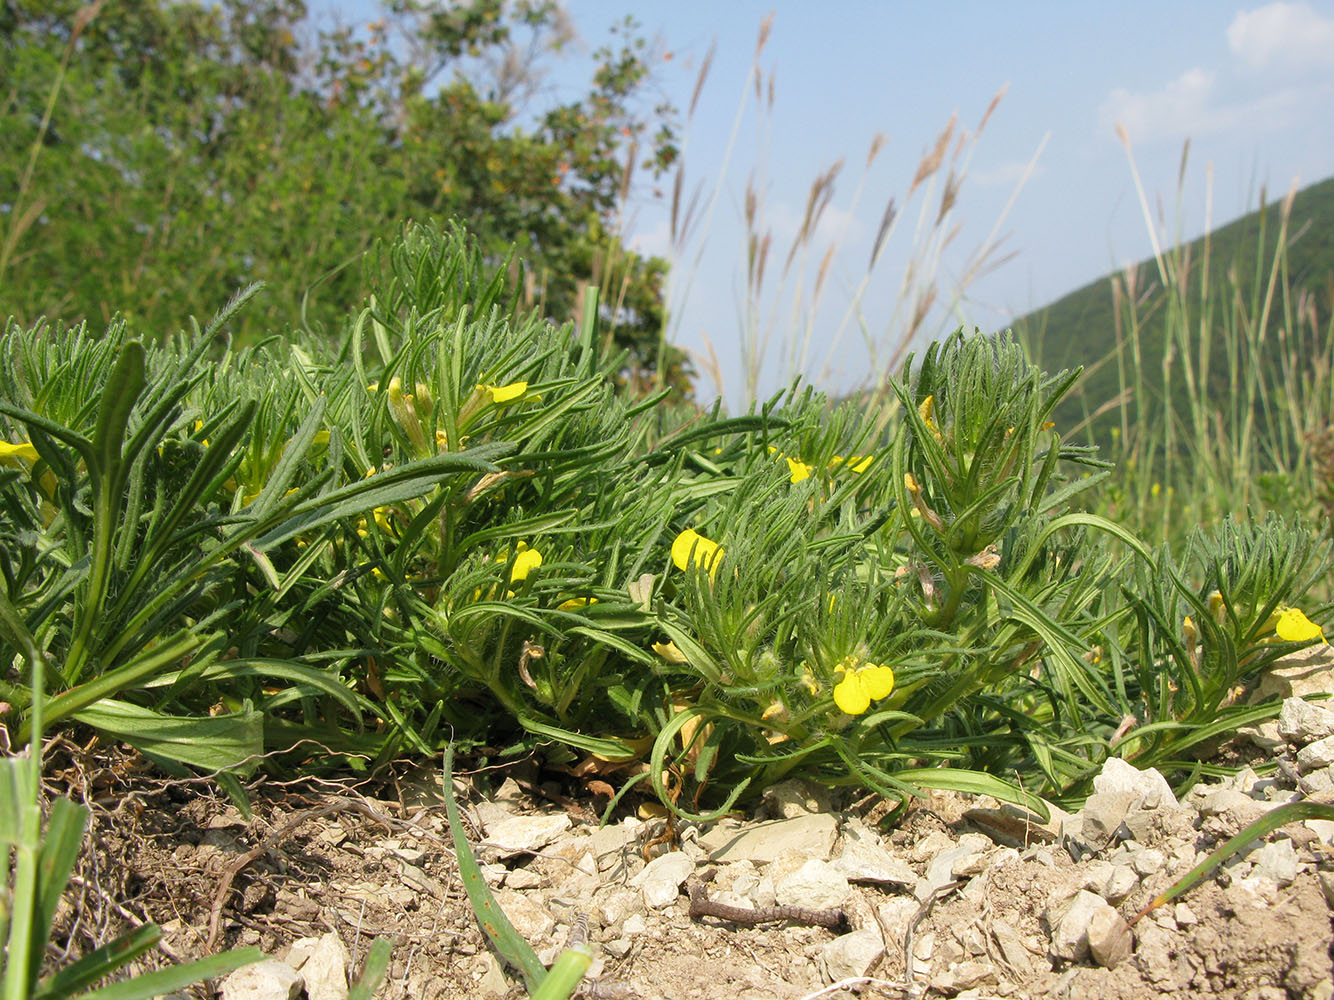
[1106,511,1331,774]
[2,220,1330,826]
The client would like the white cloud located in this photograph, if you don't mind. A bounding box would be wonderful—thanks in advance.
[1227,2,1334,72]
[1100,67,1219,143]
[1099,3,1334,146]
[1098,67,1309,145]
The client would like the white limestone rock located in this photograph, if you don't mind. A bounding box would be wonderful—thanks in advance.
[821,927,885,982]
[629,851,694,909]
[775,858,851,911]
[220,959,302,1000]
[484,813,572,859]
[284,933,349,1000]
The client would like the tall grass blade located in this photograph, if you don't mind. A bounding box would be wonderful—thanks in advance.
[442,744,548,993]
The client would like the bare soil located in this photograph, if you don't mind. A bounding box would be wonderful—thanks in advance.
[43,739,1334,1000]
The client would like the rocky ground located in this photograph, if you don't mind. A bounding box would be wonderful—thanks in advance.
[57,668,1334,999]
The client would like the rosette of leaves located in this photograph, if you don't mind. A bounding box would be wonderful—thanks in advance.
[640,382,1069,819]
[1109,511,1332,773]
[328,225,682,758]
[874,331,1161,799]
[0,289,503,782]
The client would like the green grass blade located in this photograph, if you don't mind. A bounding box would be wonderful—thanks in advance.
[1,798,41,1000]
[252,397,327,518]
[347,937,394,1000]
[32,799,87,963]
[442,744,548,993]
[1131,800,1334,924]
[258,445,512,548]
[37,630,206,733]
[72,700,263,775]
[891,767,1050,820]
[90,341,144,479]
[148,658,369,726]
[514,715,639,760]
[32,923,160,1000]
[531,945,593,1000]
[68,946,264,1000]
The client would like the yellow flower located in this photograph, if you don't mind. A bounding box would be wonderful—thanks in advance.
[509,541,542,583]
[557,596,598,611]
[671,528,723,580]
[785,456,813,483]
[652,640,689,664]
[1275,606,1326,643]
[832,659,896,716]
[479,381,528,404]
[917,395,943,444]
[0,440,39,466]
[831,454,873,474]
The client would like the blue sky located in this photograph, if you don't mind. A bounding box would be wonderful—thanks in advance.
[316,1,1334,407]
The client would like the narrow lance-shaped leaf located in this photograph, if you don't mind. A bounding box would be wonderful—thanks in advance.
[441,744,548,993]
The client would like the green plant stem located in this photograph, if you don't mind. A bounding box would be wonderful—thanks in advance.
[1,557,46,1000]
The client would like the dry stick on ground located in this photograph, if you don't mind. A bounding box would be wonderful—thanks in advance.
[901,879,964,995]
[686,869,848,931]
[205,797,402,950]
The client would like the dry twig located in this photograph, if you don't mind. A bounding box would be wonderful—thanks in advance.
[686,869,847,931]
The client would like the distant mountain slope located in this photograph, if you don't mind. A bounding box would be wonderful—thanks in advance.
[1012,174,1334,441]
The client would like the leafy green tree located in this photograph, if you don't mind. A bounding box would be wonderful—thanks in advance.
[0,0,691,395]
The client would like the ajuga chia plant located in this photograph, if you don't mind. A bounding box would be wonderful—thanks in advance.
[882,333,1157,787]
[640,333,1163,818]
[6,217,1328,827]
[1106,511,1332,774]
[0,283,505,781]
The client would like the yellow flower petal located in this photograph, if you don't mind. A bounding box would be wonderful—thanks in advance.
[0,440,39,466]
[859,664,895,701]
[761,700,788,722]
[558,596,598,611]
[1276,606,1325,643]
[479,381,528,404]
[671,528,723,579]
[510,541,542,583]
[833,673,871,715]
[917,395,943,443]
[800,663,820,695]
[652,640,689,664]
[785,456,813,483]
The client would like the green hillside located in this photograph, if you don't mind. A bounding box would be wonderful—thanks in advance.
[1013,174,1334,447]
